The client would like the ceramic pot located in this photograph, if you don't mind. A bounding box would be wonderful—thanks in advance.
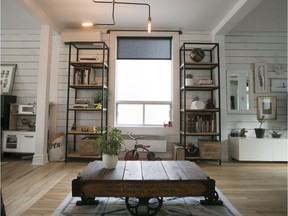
[102,154,118,169]
[254,128,265,138]
[185,78,193,86]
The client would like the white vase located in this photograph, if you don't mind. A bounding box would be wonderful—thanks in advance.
[185,78,193,86]
[102,154,118,169]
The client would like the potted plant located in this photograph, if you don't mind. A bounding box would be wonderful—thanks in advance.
[95,127,124,169]
[94,89,109,109]
[185,74,193,86]
[254,115,266,138]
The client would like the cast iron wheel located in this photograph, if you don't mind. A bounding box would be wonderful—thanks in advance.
[204,191,219,203]
[125,197,163,216]
[81,196,95,203]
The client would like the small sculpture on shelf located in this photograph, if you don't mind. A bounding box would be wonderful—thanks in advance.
[239,128,247,137]
[206,99,215,109]
[71,123,76,131]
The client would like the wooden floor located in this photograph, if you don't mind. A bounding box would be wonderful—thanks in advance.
[1,159,287,216]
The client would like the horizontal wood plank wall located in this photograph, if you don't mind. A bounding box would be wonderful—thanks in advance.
[55,31,213,159]
[225,31,287,137]
[1,29,40,104]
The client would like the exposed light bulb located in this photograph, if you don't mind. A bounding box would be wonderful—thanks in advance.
[148,16,151,33]
[82,22,94,27]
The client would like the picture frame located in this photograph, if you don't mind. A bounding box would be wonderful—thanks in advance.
[254,63,269,93]
[271,78,287,92]
[0,64,17,95]
[257,96,277,120]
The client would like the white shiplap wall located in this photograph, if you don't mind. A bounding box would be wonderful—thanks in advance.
[55,31,212,158]
[225,31,287,137]
[1,29,40,104]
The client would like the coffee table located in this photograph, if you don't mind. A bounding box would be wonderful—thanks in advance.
[72,160,222,215]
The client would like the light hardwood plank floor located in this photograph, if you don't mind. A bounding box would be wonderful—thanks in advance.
[1,159,287,216]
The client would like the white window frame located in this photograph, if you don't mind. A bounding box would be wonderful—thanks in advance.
[108,31,180,135]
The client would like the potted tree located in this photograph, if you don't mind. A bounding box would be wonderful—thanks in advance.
[185,74,193,86]
[254,115,266,138]
[95,127,124,169]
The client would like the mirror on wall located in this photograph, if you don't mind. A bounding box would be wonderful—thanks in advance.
[226,70,253,113]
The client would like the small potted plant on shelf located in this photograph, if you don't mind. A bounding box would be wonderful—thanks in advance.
[95,127,124,169]
[254,115,266,138]
[185,74,193,86]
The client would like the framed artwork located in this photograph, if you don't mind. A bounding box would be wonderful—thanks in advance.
[257,96,277,120]
[271,78,287,92]
[0,64,17,95]
[254,63,269,93]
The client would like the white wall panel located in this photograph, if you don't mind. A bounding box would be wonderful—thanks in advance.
[225,31,287,138]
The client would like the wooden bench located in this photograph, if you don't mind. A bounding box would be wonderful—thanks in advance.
[72,160,222,215]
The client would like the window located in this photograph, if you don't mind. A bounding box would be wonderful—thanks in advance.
[116,37,172,126]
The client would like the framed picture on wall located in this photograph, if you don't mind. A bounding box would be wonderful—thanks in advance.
[271,79,287,92]
[254,63,269,93]
[0,64,17,95]
[257,96,277,120]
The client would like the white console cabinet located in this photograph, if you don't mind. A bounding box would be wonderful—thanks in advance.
[2,130,35,153]
[229,136,287,162]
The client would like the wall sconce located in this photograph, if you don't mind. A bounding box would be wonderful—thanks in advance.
[82,0,152,33]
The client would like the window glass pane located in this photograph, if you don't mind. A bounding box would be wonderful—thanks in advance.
[117,104,143,125]
[144,104,171,125]
[116,60,171,101]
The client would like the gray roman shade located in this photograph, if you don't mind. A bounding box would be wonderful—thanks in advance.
[117,37,172,60]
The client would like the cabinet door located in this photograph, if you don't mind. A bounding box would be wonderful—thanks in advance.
[3,133,19,152]
[19,134,35,153]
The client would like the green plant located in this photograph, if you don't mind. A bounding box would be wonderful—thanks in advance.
[95,127,124,156]
[94,89,110,104]
[185,74,193,79]
[257,115,266,128]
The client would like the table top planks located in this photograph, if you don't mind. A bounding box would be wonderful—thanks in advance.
[78,160,208,182]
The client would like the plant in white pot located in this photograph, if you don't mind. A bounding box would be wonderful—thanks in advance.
[254,115,266,138]
[95,127,124,169]
[185,74,193,86]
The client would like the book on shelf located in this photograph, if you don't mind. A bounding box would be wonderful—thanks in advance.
[74,68,98,85]
[186,114,215,133]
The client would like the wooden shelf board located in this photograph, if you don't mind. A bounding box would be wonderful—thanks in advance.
[69,108,107,111]
[180,131,220,136]
[180,86,219,91]
[67,151,101,159]
[70,61,108,68]
[180,62,218,70]
[69,84,108,89]
[180,108,219,112]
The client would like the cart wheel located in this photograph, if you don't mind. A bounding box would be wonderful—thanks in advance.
[76,196,98,206]
[147,152,155,160]
[124,150,139,160]
[204,191,219,203]
[125,197,163,216]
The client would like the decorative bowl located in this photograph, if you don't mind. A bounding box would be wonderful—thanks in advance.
[190,48,205,62]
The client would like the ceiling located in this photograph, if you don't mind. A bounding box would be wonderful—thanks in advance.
[1,0,287,33]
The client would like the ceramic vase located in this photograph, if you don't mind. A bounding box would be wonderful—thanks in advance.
[185,78,193,86]
[102,154,118,169]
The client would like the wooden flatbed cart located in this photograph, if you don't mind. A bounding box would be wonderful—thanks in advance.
[72,160,222,216]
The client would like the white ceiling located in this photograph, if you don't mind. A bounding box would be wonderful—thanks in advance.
[1,0,287,33]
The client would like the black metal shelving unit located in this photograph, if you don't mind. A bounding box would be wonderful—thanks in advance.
[179,43,221,165]
[65,41,109,162]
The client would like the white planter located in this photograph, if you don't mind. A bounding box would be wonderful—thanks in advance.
[102,154,118,169]
[185,78,193,86]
